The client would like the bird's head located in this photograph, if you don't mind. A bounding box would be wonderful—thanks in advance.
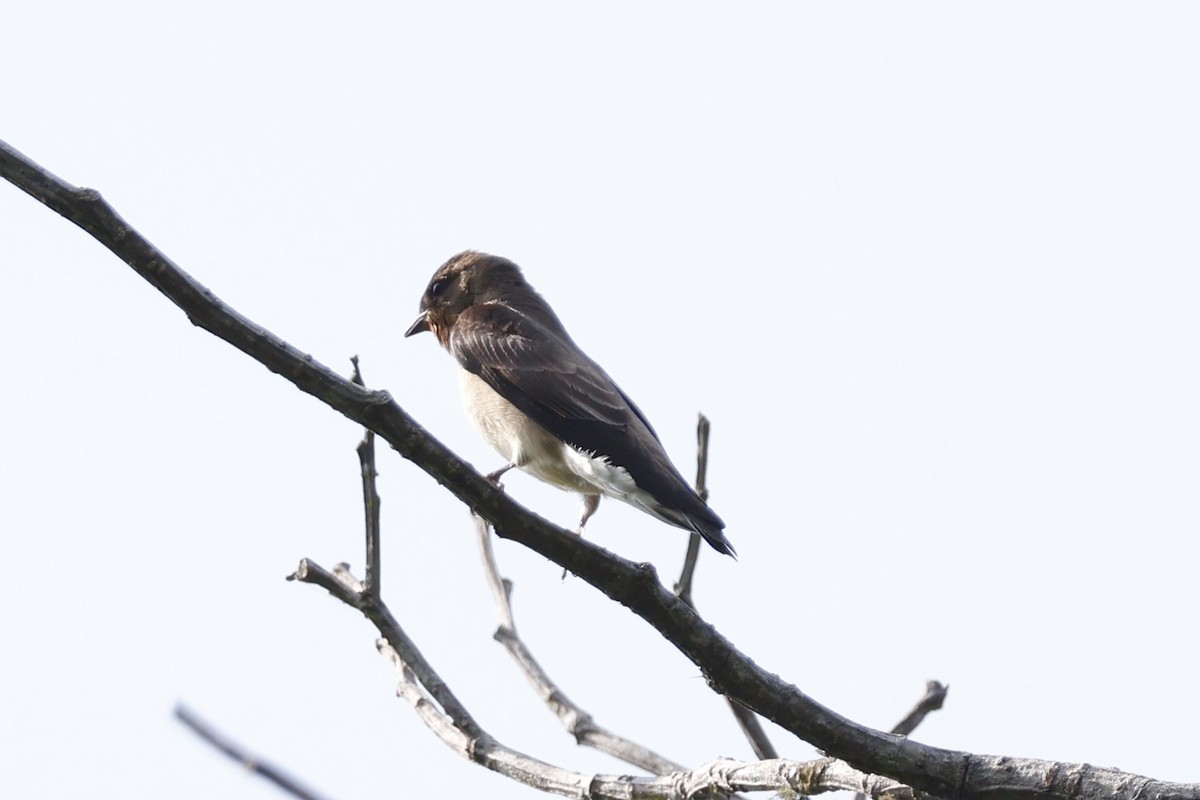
[405,251,528,347]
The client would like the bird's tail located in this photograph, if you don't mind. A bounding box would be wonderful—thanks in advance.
[684,513,737,558]
[653,504,736,558]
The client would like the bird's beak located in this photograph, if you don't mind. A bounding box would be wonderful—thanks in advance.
[405,311,431,338]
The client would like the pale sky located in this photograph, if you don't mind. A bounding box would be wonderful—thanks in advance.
[3,4,1199,799]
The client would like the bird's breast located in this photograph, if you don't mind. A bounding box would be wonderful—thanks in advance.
[458,369,538,461]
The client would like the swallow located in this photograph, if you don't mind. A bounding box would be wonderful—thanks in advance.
[405,251,734,557]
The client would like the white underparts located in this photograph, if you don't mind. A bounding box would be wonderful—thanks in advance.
[458,369,666,520]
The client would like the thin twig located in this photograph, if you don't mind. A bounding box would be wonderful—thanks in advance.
[891,681,948,737]
[673,414,710,604]
[475,513,516,632]
[174,705,336,800]
[351,357,382,599]
[675,534,703,606]
[673,416,780,762]
[473,514,689,776]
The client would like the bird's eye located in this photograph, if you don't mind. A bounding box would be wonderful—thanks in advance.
[430,277,449,297]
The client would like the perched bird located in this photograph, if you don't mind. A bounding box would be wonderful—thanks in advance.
[405,251,734,556]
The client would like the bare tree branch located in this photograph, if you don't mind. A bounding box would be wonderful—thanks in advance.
[3,138,1197,800]
[174,705,336,800]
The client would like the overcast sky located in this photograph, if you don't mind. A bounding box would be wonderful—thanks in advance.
[3,4,1199,799]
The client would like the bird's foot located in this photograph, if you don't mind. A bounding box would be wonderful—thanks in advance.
[561,525,585,581]
[485,462,516,488]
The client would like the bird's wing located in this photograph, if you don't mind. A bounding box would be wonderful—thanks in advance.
[450,302,732,556]
[449,302,660,454]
